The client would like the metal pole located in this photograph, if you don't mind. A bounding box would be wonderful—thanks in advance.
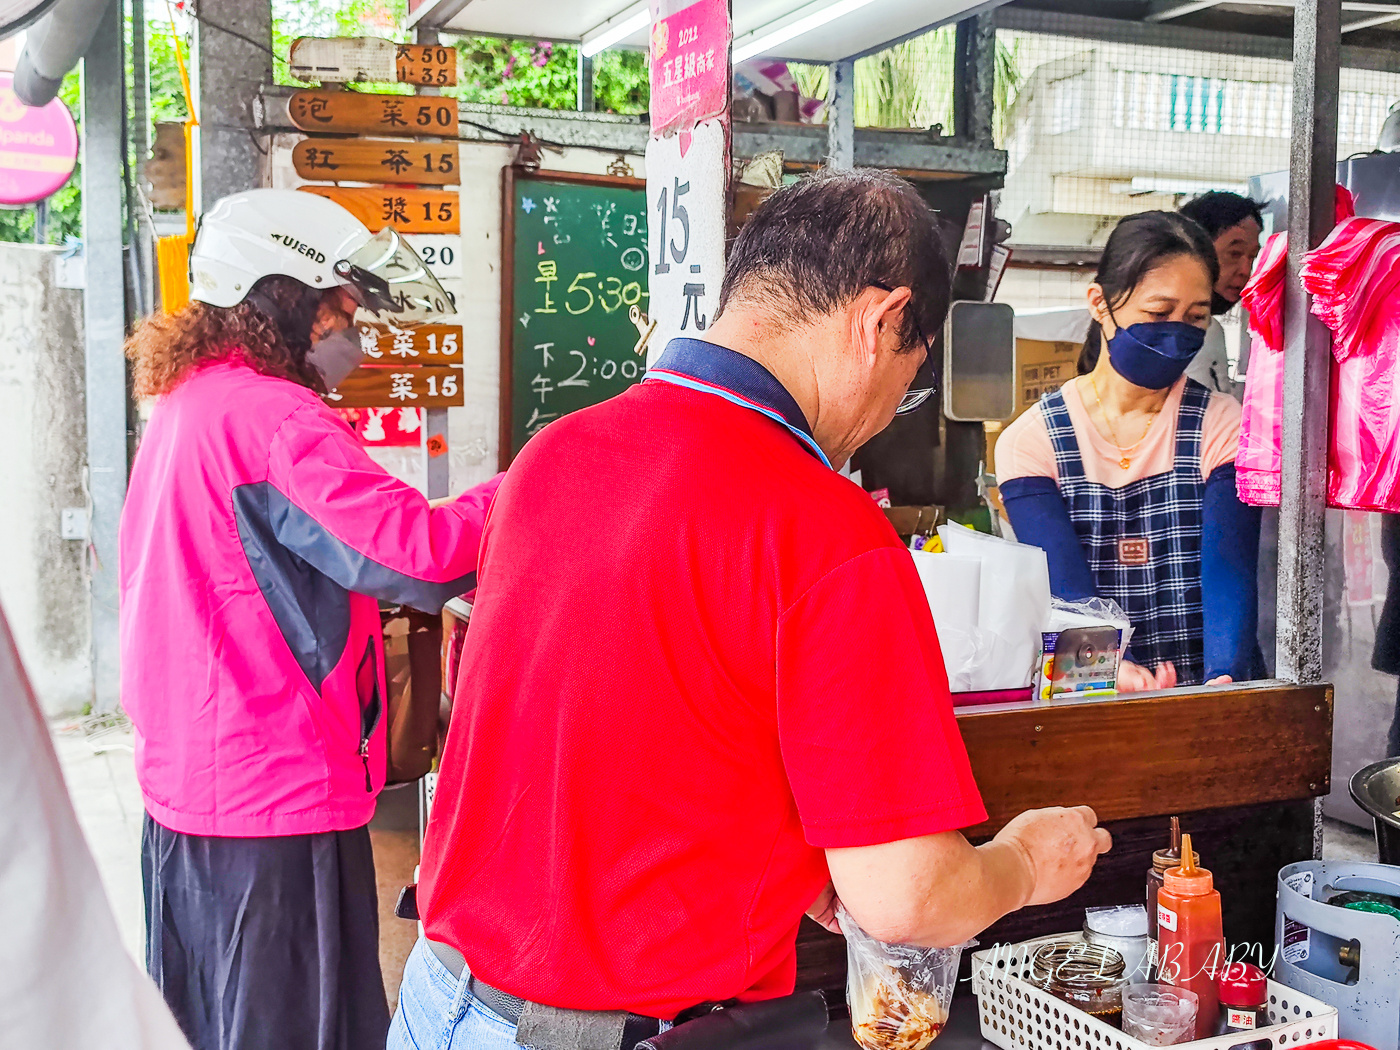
[577,51,594,112]
[969,12,997,148]
[130,0,156,317]
[953,19,971,140]
[414,25,450,844]
[415,25,451,504]
[82,0,129,713]
[826,58,854,170]
[1276,0,1340,687]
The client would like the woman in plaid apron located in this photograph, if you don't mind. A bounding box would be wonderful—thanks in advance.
[997,211,1264,689]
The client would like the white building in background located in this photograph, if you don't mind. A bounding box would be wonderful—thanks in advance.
[998,36,1400,248]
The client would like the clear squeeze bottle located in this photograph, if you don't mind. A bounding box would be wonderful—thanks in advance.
[1156,834,1224,1040]
[1146,816,1197,971]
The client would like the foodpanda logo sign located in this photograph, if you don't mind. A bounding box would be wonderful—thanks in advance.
[270,233,326,264]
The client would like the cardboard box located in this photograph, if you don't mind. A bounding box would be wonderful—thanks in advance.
[1014,338,1081,420]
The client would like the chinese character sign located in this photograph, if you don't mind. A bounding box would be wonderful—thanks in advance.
[507,175,650,461]
[648,0,730,137]
[645,121,726,367]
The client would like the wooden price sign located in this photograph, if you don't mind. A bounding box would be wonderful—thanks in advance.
[288,37,457,88]
[298,186,458,233]
[289,90,458,138]
[293,138,458,184]
[325,365,464,408]
[359,323,463,363]
[395,43,457,87]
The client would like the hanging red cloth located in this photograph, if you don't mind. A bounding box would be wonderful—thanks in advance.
[1235,231,1291,506]
[1236,188,1400,512]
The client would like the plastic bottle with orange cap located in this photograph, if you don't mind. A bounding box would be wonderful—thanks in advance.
[1156,833,1225,1040]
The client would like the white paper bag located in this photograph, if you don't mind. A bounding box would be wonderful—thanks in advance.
[908,551,980,640]
[937,522,1051,690]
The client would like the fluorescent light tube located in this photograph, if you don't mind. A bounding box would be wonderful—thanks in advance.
[733,0,881,62]
[581,4,650,58]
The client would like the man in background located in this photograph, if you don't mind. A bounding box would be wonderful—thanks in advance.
[1179,191,1264,394]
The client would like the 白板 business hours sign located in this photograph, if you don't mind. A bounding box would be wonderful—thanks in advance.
[0,72,78,206]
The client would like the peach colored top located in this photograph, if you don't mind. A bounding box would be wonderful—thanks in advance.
[996,376,1242,488]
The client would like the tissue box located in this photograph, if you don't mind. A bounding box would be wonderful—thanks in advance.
[1037,625,1122,700]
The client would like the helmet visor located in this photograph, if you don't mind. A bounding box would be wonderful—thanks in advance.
[333,227,452,325]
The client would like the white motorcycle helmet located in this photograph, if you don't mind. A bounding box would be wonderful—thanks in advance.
[187,189,453,386]
[189,188,452,324]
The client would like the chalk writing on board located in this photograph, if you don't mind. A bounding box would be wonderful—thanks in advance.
[509,176,649,458]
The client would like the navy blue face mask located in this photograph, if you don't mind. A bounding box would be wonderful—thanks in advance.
[1104,320,1206,390]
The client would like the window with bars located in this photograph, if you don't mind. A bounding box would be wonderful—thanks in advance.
[1047,72,1087,134]
[1110,68,1397,144]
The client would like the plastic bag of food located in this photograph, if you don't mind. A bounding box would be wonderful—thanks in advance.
[839,905,965,1050]
[1038,596,1133,701]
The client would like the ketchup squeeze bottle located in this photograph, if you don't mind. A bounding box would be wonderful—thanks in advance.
[1156,834,1224,1040]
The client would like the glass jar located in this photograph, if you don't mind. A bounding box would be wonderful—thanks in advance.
[1084,906,1151,983]
[1030,941,1129,1029]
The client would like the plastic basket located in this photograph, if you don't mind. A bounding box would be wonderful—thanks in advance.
[972,935,1339,1050]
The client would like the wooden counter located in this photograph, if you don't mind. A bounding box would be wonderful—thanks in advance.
[796,681,1334,996]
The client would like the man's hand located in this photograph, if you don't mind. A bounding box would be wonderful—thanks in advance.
[806,882,842,935]
[992,806,1112,908]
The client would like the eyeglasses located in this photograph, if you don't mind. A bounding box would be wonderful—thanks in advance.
[872,283,937,416]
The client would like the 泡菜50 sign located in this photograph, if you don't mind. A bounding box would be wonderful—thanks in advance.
[288,90,458,138]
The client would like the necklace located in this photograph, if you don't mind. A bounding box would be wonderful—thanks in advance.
[1088,373,1163,469]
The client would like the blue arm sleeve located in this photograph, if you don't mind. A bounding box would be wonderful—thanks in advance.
[1201,463,1263,680]
[1002,477,1148,665]
[1000,476,1097,601]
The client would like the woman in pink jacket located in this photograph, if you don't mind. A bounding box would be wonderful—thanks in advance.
[119,190,499,1050]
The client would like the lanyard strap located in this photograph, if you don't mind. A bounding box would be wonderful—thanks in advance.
[644,368,832,469]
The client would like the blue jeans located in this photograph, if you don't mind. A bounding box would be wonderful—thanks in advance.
[388,939,523,1050]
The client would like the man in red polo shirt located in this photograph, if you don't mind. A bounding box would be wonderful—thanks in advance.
[390,169,1111,1050]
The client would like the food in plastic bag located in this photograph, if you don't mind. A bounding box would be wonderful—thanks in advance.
[1038,597,1133,700]
[839,905,964,1050]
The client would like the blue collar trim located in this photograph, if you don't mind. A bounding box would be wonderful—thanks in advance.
[643,338,831,469]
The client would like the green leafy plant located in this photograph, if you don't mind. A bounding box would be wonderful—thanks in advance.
[789,27,1021,140]
[0,0,651,246]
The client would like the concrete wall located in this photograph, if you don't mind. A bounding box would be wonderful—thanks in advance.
[1000,33,1400,246]
[0,244,91,714]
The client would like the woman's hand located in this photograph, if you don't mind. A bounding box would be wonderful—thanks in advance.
[1206,674,1233,686]
[1117,660,1177,692]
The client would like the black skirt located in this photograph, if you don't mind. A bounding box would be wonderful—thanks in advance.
[142,813,390,1050]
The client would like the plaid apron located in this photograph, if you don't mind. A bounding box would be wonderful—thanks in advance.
[1041,381,1210,685]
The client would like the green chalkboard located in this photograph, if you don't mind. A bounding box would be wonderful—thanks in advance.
[501,169,650,465]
